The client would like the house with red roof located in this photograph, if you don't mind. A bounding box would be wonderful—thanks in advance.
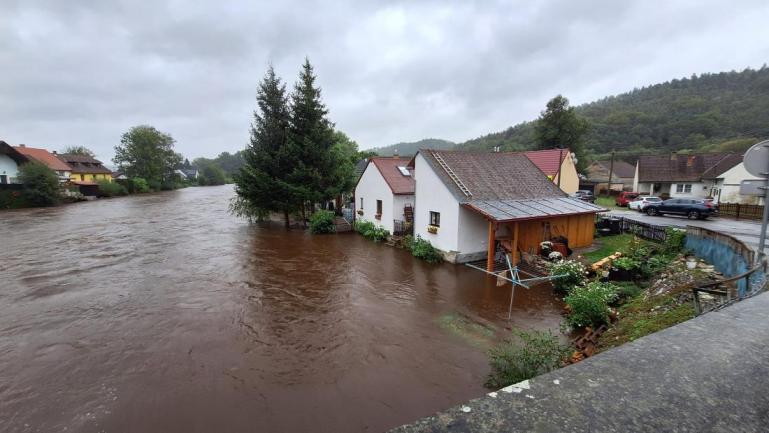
[523,148,580,194]
[354,157,415,234]
[13,145,72,183]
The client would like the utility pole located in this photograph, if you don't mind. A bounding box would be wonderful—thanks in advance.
[607,150,615,195]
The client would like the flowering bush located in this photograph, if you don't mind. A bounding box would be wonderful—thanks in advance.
[547,259,587,293]
[564,281,619,329]
[404,235,442,263]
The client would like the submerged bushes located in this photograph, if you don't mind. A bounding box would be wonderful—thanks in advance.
[309,210,336,234]
[485,330,571,389]
[18,162,60,207]
[354,220,390,242]
[404,235,443,263]
[564,281,618,329]
[97,180,128,197]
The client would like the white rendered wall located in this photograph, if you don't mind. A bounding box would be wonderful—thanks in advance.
[354,163,397,233]
[0,155,20,181]
[413,153,460,253]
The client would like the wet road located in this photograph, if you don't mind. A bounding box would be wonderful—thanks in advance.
[0,185,564,433]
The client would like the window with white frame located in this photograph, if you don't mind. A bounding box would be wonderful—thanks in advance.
[676,184,692,193]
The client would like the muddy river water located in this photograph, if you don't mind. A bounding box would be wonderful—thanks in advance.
[0,185,564,433]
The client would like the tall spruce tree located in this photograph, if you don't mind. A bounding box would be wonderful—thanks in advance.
[286,59,336,222]
[233,66,298,227]
[534,95,589,170]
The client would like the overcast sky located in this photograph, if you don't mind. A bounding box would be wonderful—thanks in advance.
[2,0,768,162]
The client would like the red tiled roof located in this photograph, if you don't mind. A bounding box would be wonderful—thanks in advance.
[523,148,570,176]
[14,146,72,171]
[369,157,415,195]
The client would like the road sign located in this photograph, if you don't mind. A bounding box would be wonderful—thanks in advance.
[744,140,769,177]
[740,179,766,196]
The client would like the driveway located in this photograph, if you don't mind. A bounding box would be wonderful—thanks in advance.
[608,209,765,254]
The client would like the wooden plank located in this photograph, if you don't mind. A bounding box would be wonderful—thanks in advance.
[487,221,496,272]
[512,221,520,265]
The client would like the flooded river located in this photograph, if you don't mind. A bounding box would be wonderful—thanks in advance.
[0,185,564,433]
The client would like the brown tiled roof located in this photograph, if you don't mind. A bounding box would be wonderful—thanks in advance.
[523,148,570,176]
[419,149,566,202]
[0,141,29,165]
[595,160,636,178]
[57,153,112,174]
[367,157,415,195]
[637,153,742,182]
[14,146,72,171]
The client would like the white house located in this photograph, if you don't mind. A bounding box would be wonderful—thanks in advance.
[354,157,415,233]
[0,141,28,184]
[410,150,603,266]
[633,152,759,203]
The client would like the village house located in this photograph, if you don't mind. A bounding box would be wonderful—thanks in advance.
[14,145,72,183]
[354,156,415,234]
[632,152,758,203]
[523,148,580,194]
[409,150,604,267]
[56,153,113,183]
[0,141,29,185]
[585,159,636,193]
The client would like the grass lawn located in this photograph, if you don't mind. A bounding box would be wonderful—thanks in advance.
[582,233,642,262]
[595,196,625,210]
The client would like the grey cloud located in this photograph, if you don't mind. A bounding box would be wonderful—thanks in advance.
[1,0,768,162]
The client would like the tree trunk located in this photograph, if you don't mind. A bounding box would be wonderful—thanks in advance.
[284,210,290,229]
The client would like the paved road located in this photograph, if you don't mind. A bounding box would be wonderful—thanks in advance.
[608,209,765,254]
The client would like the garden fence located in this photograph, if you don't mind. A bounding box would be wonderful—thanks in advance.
[717,202,764,220]
[393,220,413,236]
[598,216,668,242]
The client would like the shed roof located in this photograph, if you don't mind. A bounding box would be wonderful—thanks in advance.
[523,148,570,177]
[14,146,72,171]
[637,153,742,182]
[368,157,415,195]
[464,197,605,223]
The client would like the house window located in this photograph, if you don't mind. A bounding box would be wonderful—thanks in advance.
[676,184,692,193]
[429,211,440,227]
[376,200,382,215]
[360,197,363,209]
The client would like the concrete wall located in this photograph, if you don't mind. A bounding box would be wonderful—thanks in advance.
[354,162,398,233]
[685,226,762,296]
[0,154,20,183]
[413,153,461,256]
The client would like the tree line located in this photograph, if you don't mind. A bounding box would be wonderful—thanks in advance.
[232,59,364,227]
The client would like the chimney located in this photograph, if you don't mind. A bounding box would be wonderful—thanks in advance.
[687,155,695,167]
[669,152,677,161]
[52,151,57,155]
[393,149,399,159]
[18,144,25,148]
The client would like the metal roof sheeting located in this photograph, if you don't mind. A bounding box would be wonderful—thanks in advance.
[464,197,605,222]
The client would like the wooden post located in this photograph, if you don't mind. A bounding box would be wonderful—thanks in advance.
[511,221,519,266]
[487,221,496,272]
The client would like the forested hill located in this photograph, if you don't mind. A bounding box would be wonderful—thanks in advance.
[369,138,455,156]
[459,67,769,159]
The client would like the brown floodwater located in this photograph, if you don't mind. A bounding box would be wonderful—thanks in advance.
[0,185,564,433]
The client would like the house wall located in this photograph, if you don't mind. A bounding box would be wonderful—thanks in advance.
[354,162,397,233]
[718,162,764,204]
[413,153,461,256]
[554,156,579,194]
[69,172,112,183]
[668,182,707,198]
[0,154,20,183]
[393,194,414,222]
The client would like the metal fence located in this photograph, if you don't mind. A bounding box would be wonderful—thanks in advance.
[393,220,413,236]
[717,202,764,220]
[598,216,668,242]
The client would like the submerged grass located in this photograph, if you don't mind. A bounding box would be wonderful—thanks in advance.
[582,233,644,263]
[437,313,496,348]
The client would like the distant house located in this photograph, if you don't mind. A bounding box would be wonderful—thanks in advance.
[56,153,113,184]
[585,159,636,193]
[632,153,753,203]
[112,171,128,180]
[524,148,580,194]
[14,145,72,182]
[410,150,604,266]
[176,168,198,180]
[354,157,415,234]
[0,141,29,184]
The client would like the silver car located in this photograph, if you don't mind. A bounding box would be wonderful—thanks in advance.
[628,196,662,211]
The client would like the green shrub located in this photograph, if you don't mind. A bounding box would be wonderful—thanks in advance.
[97,180,128,197]
[309,210,336,234]
[547,259,587,293]
[354,220,390,242]
[565,281,618,329]
[0,190,29,209]
[664,227,686,253]
[18,162,60,206]
[132,177,150,193]
[613,281,644,303]
[405,235,443,263]
[613,256,640,271]
[485,330,571,389]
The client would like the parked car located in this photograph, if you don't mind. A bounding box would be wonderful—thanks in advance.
[572,190,596,203]
[615,191,640,207]
[628,196,662,211]
[644,198,717,219]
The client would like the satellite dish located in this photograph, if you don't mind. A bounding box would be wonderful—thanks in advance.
[744,140,769,178]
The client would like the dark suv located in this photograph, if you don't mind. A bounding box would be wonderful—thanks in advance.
[644,198,716,219]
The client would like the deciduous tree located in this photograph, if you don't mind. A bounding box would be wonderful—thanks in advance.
[113,125,182,185]
[535,95,589,169]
